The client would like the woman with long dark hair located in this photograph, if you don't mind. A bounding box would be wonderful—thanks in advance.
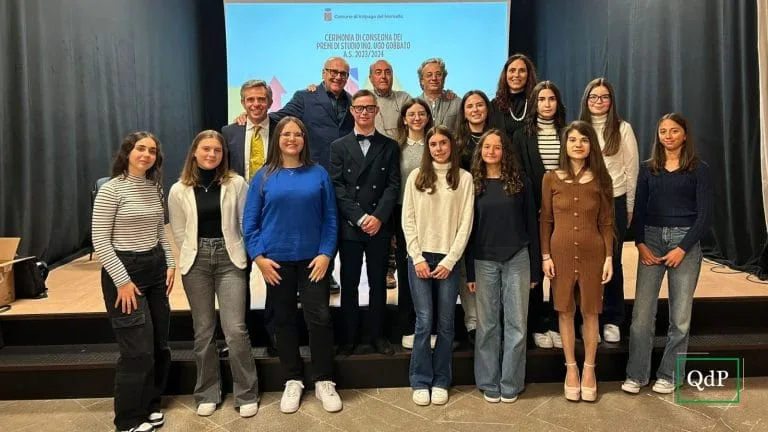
[465,129,541,403]
[578,78,639,343]
[513,80,567,349]
[243,117,342,414]
[402,125,474,406]
[168,130,259,418]
[92,131,175,432]
[622,113,712,395]
[540,120,614,402]
[490,53,539,139]
[394,98,434,349]
[453,89,492,344]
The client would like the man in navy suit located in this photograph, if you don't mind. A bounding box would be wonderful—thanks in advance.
[222,79,276,181]
[329,89,400,356]
[270,57,355,294]
[222,79,277,355]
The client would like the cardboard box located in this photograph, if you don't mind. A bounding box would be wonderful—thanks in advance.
[0,238,25,305]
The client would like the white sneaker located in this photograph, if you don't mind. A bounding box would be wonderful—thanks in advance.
[652,379,676,394]
[621,379,641,394]
[431,387,449,405]
[239,402,259,418]
[196,403,216,416]
[603,324,620,343]
[501,394,519,403]
[548,331,563,348]
[533,332,554,348]
[147,412,164,427]
[402,334,414,349]
[119,423,155,432]
[280,380,304,413]
[430,335,437,349]
[412,389,430,406]
[315,380,343,412]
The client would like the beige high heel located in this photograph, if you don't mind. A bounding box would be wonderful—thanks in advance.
[581,363,597,402]
[564,362,580,401]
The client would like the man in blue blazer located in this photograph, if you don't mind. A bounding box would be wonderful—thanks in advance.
[270,57,355,170]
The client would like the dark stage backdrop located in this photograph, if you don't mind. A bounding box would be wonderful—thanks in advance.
[0,0,203,262]
[532,0,764,269]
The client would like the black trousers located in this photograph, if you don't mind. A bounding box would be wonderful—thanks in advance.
[101,245,171,431]
[339,234,391,344]
[602,194,628,325]
[267,259,334,383]
[393,205,415,337]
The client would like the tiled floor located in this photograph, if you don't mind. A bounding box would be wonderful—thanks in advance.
[1,378,767,432]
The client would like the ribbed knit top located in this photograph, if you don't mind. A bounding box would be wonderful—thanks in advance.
[537,117,560,171]
[92,174,175,288]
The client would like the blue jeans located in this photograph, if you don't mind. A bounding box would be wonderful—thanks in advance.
[626,226,703,385]
[408,253,459,390]
[474,249,530,397]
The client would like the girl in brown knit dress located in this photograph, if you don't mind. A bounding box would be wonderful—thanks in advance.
[540,121,614,402]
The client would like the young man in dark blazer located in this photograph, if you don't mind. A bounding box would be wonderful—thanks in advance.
[330,89,401,356]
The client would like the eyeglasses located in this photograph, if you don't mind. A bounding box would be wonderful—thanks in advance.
[588,94,611,103]
[324,68,349,78]
[351,105,377,113]
[279,132,304,139]
[406,111,428,118]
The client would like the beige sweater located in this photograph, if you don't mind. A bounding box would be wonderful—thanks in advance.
[401,162,475,270]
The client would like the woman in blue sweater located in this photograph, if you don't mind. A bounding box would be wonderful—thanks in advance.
[622,113,713,395]
[243,117,342,414]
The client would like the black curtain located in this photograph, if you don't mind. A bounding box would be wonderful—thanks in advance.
[0,0,203,263]
[531,0,763,269]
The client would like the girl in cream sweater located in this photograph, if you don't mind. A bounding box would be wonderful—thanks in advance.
[402,125,474,407]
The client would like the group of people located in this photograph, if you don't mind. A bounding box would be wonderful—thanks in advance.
[92,54,712,432]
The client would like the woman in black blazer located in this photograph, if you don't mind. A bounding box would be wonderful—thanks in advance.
[511,80,567,350]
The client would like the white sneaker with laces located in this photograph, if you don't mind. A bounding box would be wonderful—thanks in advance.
[412,389,430,406]
[239,401,259,418]
[280,380,304,413]
[621,379,641,394]
[533,332,554,348]
[431,387,449,405]
[652,378,676,394]
[315,380,343,412]
[603,324,620,343]
[402,334,414,349]
[196,402,216,416]
[548,331,563,348]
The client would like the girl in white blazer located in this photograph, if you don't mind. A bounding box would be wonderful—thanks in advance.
[168,130,259,418]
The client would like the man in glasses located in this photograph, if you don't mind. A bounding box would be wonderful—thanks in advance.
[329,89,401,357]
[417,58,460,132]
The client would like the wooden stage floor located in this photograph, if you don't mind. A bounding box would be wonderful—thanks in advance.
[3,243,767,317]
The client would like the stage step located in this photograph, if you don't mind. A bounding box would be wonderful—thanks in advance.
[2,297,767,347]
[0,334,766,399]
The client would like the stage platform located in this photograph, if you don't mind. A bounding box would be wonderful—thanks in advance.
[1,243,767,399]
[2,243,766,317]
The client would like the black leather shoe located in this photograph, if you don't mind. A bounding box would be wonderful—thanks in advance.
[337,344,354,356]
[468,329,476,346]
[373,338,395,356]
[330,277,341,294]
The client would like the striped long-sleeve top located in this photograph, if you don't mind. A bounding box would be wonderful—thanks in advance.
[92,174,175,288]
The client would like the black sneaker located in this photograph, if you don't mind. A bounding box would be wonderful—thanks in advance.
[467,329,477,346]
[337,344,354,356]
[119,422,155,432]
[373,338,395,356]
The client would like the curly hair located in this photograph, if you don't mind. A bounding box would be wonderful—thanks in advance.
[470,129,523,196]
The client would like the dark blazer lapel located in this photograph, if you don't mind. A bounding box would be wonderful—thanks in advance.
[361,132,386,171]
[316,83,338,120]
[346,134,365,168]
